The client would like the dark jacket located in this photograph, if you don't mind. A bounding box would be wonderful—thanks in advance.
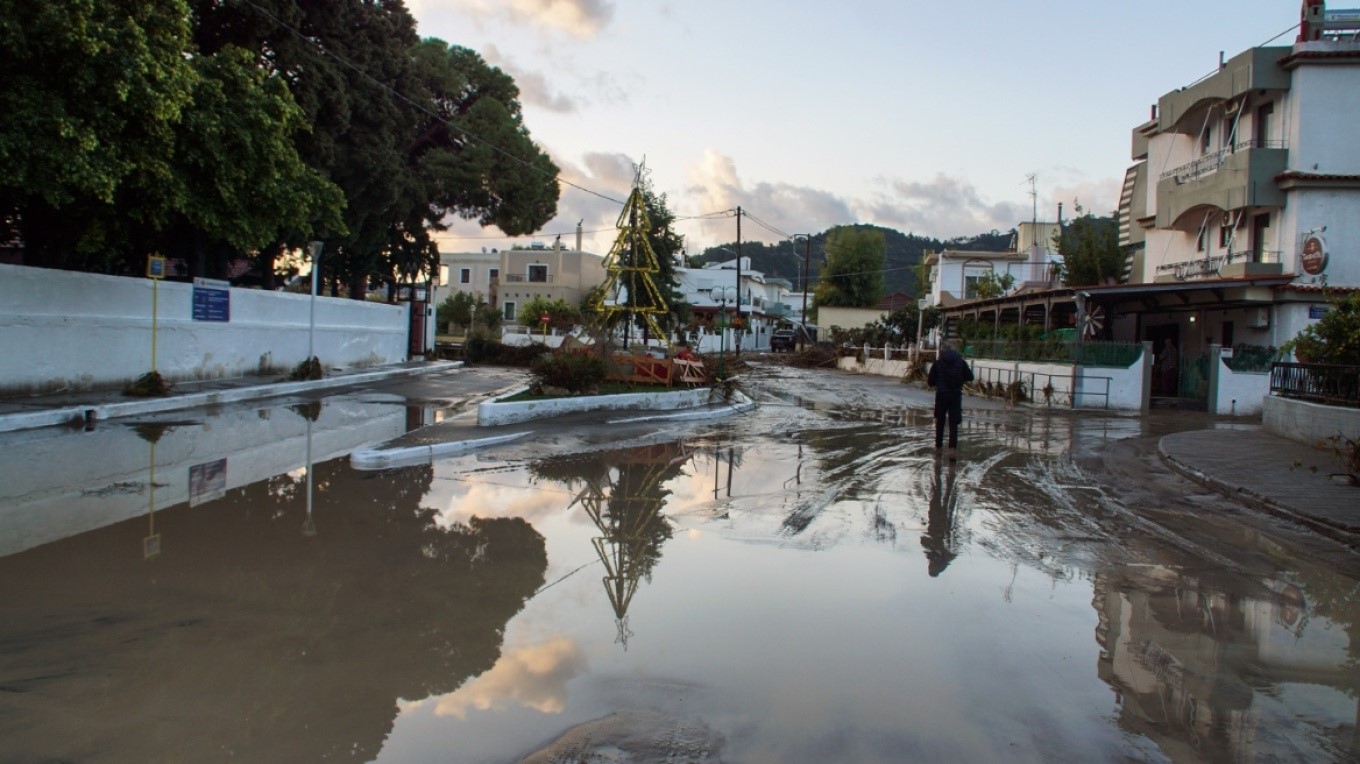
[928,348,974,395]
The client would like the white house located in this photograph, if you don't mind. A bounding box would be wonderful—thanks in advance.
[1116,0,1360,352]
[675,257,792,351]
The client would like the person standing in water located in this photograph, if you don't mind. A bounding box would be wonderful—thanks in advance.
[927,339,974,459]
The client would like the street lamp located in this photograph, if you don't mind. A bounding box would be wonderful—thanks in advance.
[711,285,737,379]
[307,240,324,373]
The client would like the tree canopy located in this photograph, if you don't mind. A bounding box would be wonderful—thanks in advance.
[813,226,886,308]
[2,0,559,297]
[1054,214,1126,287]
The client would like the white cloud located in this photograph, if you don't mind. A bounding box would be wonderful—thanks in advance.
[482,45,577,113]
[684,150,855,245]
[446,0,615,38]
[433,636,588,718]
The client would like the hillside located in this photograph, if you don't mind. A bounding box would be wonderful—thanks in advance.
[694,224,1014,297]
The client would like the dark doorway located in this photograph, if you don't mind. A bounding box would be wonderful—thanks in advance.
[1146,323,1180,397]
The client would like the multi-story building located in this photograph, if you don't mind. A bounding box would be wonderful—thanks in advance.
[676,257,792,351]
[438,239,606,325]
[1116,0,1360,348]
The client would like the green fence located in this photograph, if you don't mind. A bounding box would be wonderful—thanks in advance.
[962,340,1143,368]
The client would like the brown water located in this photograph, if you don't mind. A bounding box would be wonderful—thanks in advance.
[1,368,1356,762]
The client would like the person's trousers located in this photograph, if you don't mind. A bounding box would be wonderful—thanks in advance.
[934,391,962,448]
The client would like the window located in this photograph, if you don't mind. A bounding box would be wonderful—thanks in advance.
[964,274,984,299]
[1200,124,1212,154]
[1251,214,1270,261]
[527,264,548,283]
[439,265,450,286]
[488,268,499,282]
[459,268,471,284]
[1196,228,1207,252]
[1254,102,1273,146]
[1219,224,1232,248]
[504,301,516,322]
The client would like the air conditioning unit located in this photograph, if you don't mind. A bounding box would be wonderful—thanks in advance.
[1222,211,1236,228]
[1248,307,1270,329]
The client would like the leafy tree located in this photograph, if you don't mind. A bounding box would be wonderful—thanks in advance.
[1054,214,1125,286]
[1283,290,1360,365]
[970,271,1015,299]
[1,0,197,272]
[520,296,582,331]
[813,226,885,308]
[437,291,478,333]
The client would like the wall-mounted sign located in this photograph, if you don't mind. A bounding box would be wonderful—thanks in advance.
[192,278,230,321]
[1309,305,1329,320]
[189,458,228,506]
[1300,234,1328,276]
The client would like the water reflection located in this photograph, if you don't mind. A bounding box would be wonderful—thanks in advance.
[922,457,959,577]
[1095,565,1360,759]
[534,442,691,648]
[0,438,548,762]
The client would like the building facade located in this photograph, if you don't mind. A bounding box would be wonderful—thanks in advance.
[1117,1,1360,353]
[438,242,607,325]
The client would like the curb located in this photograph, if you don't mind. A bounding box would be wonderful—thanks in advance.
[1157,442,1360,549]
[350,431,530,470]
[0,361,460,434]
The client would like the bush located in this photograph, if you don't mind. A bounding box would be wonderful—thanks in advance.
[530,352,608,393]
[464,340,547,366]
[1283,291,1360,366]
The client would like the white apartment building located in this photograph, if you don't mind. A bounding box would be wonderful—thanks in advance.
[675,257,792,351]
[1117,1,1360,348]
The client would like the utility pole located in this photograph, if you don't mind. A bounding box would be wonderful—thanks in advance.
[801,235,811,344]
[735,206,742,357]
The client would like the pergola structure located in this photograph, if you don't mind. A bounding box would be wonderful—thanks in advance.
[937,274,1297,342]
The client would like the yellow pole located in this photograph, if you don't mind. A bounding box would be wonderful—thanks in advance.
[151,278,159,375]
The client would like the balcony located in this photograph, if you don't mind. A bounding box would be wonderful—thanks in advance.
[1156,47,1290,133]
[1154,248,1284,281]
[1155,141,1288,228]
[503,273,554,284]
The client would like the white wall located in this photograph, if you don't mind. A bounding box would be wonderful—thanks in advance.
[0,263,408,395]
[1280,188,1360,286]
[1288,50,1360,176]
[1214,361,1269,416]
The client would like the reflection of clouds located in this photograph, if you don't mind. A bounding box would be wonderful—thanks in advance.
[434,636,587,718]
[427,471,571,528]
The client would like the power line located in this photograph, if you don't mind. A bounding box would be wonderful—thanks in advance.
[742,210,792,239]
[238,0,626,207]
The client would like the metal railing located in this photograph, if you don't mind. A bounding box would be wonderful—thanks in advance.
[503,273,554,283]
[1270,362,1360,407]
[1154,249,1285,280]
[970,366,1113,409]
[962,340,1143,368]
[1159,139,1288,183]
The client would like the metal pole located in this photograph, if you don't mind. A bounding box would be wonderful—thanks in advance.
[801,234,811,346]
[151,278,159,375]
[307,241,323,366]
[735,207,743,356]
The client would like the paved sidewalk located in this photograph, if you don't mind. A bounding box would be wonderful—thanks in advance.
[1159,426,1360,542]
[0,360,460,434]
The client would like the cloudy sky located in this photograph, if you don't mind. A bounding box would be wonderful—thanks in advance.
[408,0,1303,253]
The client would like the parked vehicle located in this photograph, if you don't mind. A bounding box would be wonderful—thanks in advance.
[770,329,798,352]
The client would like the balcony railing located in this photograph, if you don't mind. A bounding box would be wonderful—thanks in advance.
[1155,248,1284,280]
[503,273,554,283]
[1159,139,1288,183]
[962,340,1144,368]
[1270,362,1360,408]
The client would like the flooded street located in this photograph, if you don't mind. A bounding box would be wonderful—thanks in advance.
[1,365,1356,762]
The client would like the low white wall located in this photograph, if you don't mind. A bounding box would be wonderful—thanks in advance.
[837,346,1150,411]
[0,263,408,394]
[1263,396,1360,446]
[478,387,713,426]
[1214,363,1270,416]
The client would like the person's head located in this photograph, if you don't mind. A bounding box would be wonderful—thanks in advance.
[1164,338,1174,347]
[940,339,957,353]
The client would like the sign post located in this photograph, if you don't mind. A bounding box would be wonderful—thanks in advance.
[146,256,166,375]
[540,311,551,344]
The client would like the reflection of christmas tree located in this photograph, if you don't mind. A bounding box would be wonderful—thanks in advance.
[564,443,688,648]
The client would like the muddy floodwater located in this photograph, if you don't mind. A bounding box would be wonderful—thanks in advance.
[1,365,1357,763]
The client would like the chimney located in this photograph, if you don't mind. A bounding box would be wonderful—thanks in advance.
[576,220,583,252]
[1299,0,1325,42]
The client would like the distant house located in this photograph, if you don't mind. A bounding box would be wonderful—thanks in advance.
[817,291,919,334]
[438,241,605,325]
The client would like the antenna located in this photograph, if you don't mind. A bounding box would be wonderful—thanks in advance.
[1024,173,1038,229]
